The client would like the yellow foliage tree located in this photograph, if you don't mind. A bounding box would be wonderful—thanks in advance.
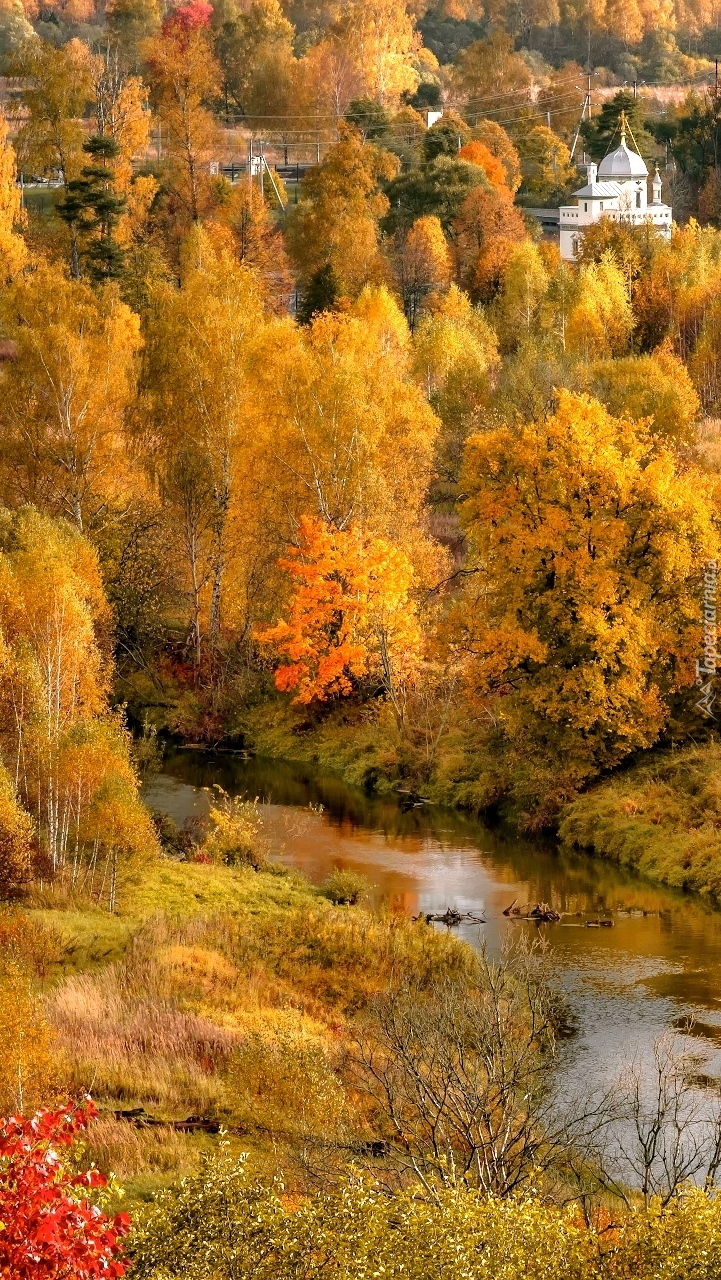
[0,110,27,282]
[452,32,531,114]
[490,240,550,352]
[0,507,156,894]
[219,180,293,312]
[6,37,92,182]
[458,392,720,820]
[331,0,419,105]
[585,345,701,446]
[0,765,34,898]
[137,226,274,663]
[143,13,222,228]
[515,121,575,202]
[413,287,499,497]
[285,127,398,299]
[254,286,440,565]
[566,253,635,360]
[632,222,721,360]
[0,962,62,1114]
[394,215,451,330]
[0,261,141,531]
[90,47,157,249]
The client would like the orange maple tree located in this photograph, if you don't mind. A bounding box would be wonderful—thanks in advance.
[458,141,507,189]
[258,516,421,715]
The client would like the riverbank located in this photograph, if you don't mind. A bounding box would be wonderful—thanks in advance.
[559,741,721,901]
[238,701,721,904]
[237,698,500,811]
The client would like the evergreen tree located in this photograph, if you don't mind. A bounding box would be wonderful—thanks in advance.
[57,135,126,281]
[298,262,340,323]
[345,98,390,140]
[580,90,657,165]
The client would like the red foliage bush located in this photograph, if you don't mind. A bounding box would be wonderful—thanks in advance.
[0,1099,130,1278]
[162,0,213,34]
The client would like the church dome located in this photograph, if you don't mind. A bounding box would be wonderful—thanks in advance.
[598,138,648,180]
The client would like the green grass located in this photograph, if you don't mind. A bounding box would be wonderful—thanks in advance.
[29,859,321,972]
[558,742,721,899]
[29,907,137,970]
[124,858,316,921]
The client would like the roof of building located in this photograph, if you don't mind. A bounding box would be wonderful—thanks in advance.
[572,180,624,198]
[598,138,649,180]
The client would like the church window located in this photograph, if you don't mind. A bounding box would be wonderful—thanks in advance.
[636,191,641,208]
[584,202,587,211]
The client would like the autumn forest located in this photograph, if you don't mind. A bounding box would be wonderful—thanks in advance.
[4,0,721,1274]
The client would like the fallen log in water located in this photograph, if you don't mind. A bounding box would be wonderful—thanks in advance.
[413,908,487,926]
[502,901,562,922]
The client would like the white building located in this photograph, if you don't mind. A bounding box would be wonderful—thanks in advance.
[559,115,672,261]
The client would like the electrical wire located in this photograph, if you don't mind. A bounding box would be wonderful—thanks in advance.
[231,87,584,133]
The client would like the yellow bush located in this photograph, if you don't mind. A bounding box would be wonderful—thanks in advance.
[0,961,65,1114]
[200,788,266,870]
[0,764,34,898]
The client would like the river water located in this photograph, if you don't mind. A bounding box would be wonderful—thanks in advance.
[143,750,721,1106]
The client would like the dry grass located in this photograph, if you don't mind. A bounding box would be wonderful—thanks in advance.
[84,1115,201,1181]
[697,417,721,471]
[46,932,239,1113]
[21,858,479,1193]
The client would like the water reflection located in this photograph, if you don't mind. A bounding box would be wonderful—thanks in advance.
[143,750,721,1102]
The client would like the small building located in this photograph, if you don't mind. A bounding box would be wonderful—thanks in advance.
[559,114,672,262]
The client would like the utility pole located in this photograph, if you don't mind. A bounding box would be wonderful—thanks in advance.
[260,154,286,211]
[570,73,592,160]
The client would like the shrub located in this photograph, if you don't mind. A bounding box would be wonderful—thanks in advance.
[130,1153,589,1280]
[200,788,266,870]
[319,868,368,905]
[0,1099,130,1279]
[0,764,34,898]
[224,1014,347,1149]
[0,907,63,977]
[148,810,201,860]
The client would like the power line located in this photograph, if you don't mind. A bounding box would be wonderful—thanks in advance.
[232,76,583,123]
[233,87,583,130]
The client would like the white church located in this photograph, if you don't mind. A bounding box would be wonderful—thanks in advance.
[559,114,672,261]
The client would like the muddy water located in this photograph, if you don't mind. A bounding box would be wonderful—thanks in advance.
[143,750,721,1102]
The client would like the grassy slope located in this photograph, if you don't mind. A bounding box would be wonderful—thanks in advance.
[558,742,721,899]
[31,859,316,969]
[26,853,472,1201]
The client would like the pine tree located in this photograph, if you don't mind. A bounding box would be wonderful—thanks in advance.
[57,135,126,281]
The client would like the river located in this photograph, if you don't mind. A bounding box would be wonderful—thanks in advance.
[143,750,721,1108]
